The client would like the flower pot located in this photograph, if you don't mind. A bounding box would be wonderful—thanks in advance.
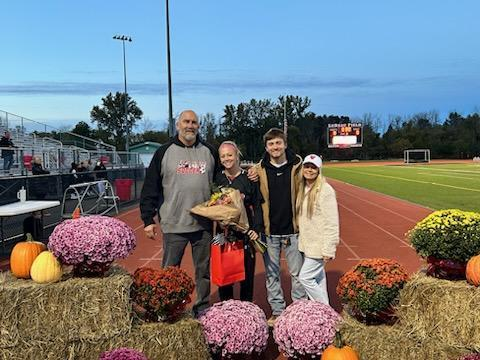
[345,304,397,326]
[73,261,112,277]
[426,256,467,280]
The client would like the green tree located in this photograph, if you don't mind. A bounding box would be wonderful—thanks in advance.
[71,121,92,138]
[90,92,143,150]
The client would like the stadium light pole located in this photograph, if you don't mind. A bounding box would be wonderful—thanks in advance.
[113,35,132,153]
[166,0,174,137]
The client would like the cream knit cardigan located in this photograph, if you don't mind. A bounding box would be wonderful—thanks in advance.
[297,179,339,259]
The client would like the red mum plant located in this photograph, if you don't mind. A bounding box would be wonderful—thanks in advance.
[131,266,195,322]
[336,258,409,324]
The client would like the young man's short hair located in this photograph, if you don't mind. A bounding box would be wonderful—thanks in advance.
[263,128,286,145]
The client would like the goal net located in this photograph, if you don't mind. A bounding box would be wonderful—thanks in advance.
[404,149,431,164]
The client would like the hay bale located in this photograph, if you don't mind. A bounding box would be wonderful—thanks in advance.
[0,265,132,348]
[0,338,68,360]
[397,272,480,350]
[340,312,469,360]
[69,317,211,360]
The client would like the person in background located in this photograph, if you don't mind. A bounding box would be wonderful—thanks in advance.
[70,162,79,184]
[215,141,263,302]
[31,156,50,200]
[140,109,219,317]
[31,156,50,175]
[0,131,15,172]
[251,128,306,327]
[297,154,339,304]
[23,211,43,241]
[94,160,107,193]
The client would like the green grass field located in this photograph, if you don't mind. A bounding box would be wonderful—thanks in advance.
[322,162,480,213]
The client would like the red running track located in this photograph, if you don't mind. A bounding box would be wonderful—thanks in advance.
[114,178,432,359]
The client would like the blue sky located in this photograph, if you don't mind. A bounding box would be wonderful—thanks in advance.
[1,1,479,131]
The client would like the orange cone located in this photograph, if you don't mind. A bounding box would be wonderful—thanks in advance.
[72,207,81,219]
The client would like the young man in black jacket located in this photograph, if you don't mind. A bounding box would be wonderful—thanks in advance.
[140,110,219,316]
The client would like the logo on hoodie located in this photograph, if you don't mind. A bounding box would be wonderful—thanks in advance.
[176,160,207,174]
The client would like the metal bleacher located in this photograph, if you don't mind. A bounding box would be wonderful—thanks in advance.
[0,109,140,176]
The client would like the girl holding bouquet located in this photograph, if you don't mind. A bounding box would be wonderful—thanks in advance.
[296,154,339,304]
[215,141,264,302]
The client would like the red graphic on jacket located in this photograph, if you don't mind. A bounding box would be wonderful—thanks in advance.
[176,160,207,174]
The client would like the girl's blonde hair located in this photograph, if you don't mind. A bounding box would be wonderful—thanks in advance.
[219,141,243,163]
[296,169,323,219]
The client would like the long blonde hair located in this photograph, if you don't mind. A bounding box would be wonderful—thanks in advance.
[296,170,323,219]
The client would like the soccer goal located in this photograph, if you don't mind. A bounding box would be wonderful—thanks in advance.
[404,149,431,164]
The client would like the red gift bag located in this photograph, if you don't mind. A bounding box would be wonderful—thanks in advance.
[211,241,245,286]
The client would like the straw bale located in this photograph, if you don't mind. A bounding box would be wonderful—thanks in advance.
[0,265,132,348]
[0,338,69,360]
[340,312,469,360]
[397,272,480,350]
[68,317,211,360]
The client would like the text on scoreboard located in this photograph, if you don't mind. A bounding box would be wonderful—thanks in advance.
[327,123,363,148]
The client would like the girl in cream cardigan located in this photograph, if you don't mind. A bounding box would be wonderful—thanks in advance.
[296,154,339,304]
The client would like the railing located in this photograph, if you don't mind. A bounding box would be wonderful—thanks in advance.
[1,146,142,176]
[0,166,146,254]
[0,109,116,153]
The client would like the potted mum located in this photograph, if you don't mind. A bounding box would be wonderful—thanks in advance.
[408,209,480,280]
[199,300,269,359]
[336,258,409,325]
[458,355,480,360]
[48,215,136,276]
[99,347,148,360]
[273,300,341,359]
[130,266,194,322]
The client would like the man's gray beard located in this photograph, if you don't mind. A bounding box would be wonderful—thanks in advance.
[184,133,197,142]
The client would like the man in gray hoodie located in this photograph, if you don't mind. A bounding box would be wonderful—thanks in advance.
[140,110,219,316]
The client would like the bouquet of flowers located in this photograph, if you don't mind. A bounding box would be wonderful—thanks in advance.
[273,300,341,358]
[199,300,269,358]
[336,258,409,324]
[48,215,136,276]
[131,266,194,322]
[99,348,148,360]
[191,187,267,253]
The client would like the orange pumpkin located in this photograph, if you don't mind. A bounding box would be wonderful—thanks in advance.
[322,332,359,360]
[466,255,480,286]
[10,234,47,279]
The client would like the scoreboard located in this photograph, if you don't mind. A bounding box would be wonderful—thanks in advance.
[327,123,363,148]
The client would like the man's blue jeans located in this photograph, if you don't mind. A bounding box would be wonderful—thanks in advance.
[3,154,13,171]
[263,233,306,316]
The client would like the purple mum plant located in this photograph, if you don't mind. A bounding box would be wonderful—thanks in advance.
[273,300,342,359]
[199,300,269,357]
[459,355,480,360]
[99,347,148,360]
[48,215,136,266]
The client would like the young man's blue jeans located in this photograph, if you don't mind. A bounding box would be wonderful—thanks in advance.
[263,233,306,316]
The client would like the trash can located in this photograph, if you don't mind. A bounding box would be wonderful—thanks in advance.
[114,179,134,201]
[23,155,33,171]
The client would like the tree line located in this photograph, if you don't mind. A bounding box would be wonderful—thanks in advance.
[39,92,480,161]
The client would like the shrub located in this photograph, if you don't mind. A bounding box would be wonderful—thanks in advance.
[408,209,480,262]
[48,215,136,267]
[273,300,341,358]
[99,348,148,360]
[336,258,409,317]
[199,300,269,358]
[131,266,194,322]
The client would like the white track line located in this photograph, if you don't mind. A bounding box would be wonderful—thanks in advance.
[339,203,411,247]
[139,248,163,268]
[335,187,419,224]
[329,168,480,193]
[340,237,361,260]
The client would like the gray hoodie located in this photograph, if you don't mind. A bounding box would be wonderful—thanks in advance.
[140,135,219,233]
